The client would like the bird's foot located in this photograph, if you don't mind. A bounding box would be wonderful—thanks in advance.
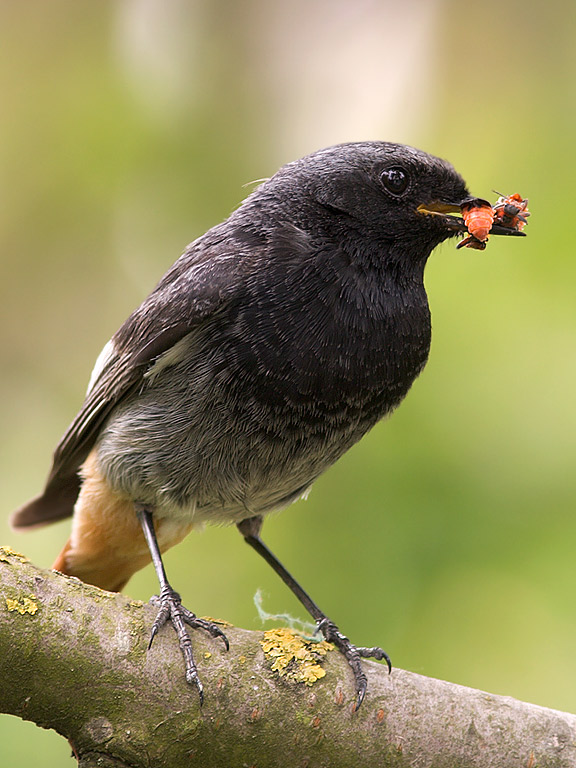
[148,585,229,704]
[316,618,391,710]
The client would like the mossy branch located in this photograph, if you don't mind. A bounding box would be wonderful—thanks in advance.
[0,546,574,768]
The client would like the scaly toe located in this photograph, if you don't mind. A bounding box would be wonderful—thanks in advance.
[315,617,391,709]
[146,585,228,703]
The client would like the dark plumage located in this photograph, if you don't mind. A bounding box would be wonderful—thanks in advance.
[12,141,512,706]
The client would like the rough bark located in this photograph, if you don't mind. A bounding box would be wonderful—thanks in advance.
[0,546,574,768]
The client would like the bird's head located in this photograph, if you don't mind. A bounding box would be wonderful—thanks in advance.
[258,142,522,264]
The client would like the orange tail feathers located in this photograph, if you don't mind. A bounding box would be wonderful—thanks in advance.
[52,451,193,593]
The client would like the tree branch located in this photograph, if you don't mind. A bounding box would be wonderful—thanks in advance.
[0,546,573,767]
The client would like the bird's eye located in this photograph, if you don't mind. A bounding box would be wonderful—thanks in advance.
[380,167,409,197]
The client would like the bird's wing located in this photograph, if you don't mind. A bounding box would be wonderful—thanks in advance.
[11,234,243,528]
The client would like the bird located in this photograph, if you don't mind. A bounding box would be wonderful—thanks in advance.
[11,141,524,708]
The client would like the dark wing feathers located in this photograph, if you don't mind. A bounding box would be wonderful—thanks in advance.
[49,320,195,488]
[11,233,247,529]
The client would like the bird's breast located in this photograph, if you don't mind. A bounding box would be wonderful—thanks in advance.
[228,263,432,422]
[97,258,432,519]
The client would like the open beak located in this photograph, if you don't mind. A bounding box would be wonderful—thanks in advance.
[417,198,526,237]
[417,200,466,233]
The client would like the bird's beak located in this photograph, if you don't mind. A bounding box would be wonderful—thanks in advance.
[417,201,462,216]
[417,200,469,234]
[417,199,526,237]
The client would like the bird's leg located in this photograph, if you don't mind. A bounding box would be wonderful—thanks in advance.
[237,515,391,709]
[137,507,229,704]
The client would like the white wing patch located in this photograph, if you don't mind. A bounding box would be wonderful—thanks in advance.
[144,333,194,383]
[86,339,116,395]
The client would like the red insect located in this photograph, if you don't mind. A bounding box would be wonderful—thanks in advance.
[493,192,530,231]
[457,200,495,250]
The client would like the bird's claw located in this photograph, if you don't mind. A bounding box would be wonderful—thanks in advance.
[148,586,229,704]
[315,618,391,710]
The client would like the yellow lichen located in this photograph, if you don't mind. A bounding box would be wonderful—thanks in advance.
[5,595,38,615]
[201,616,231,627]
[260,627,332,687]
[0,546,28,563]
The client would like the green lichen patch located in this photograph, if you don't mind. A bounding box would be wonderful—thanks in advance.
[5,594,38,615]
[260,627,332,687]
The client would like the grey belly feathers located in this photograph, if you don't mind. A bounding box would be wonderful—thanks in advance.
[95,326,387,526]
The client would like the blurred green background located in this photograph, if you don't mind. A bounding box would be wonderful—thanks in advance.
[1,0,574,762]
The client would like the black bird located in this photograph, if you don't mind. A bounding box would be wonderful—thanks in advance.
[11,142,523,707]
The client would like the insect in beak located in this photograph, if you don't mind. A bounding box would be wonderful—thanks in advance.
[417,197,527,242]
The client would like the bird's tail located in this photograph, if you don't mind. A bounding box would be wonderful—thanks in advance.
[11,475,81,530]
